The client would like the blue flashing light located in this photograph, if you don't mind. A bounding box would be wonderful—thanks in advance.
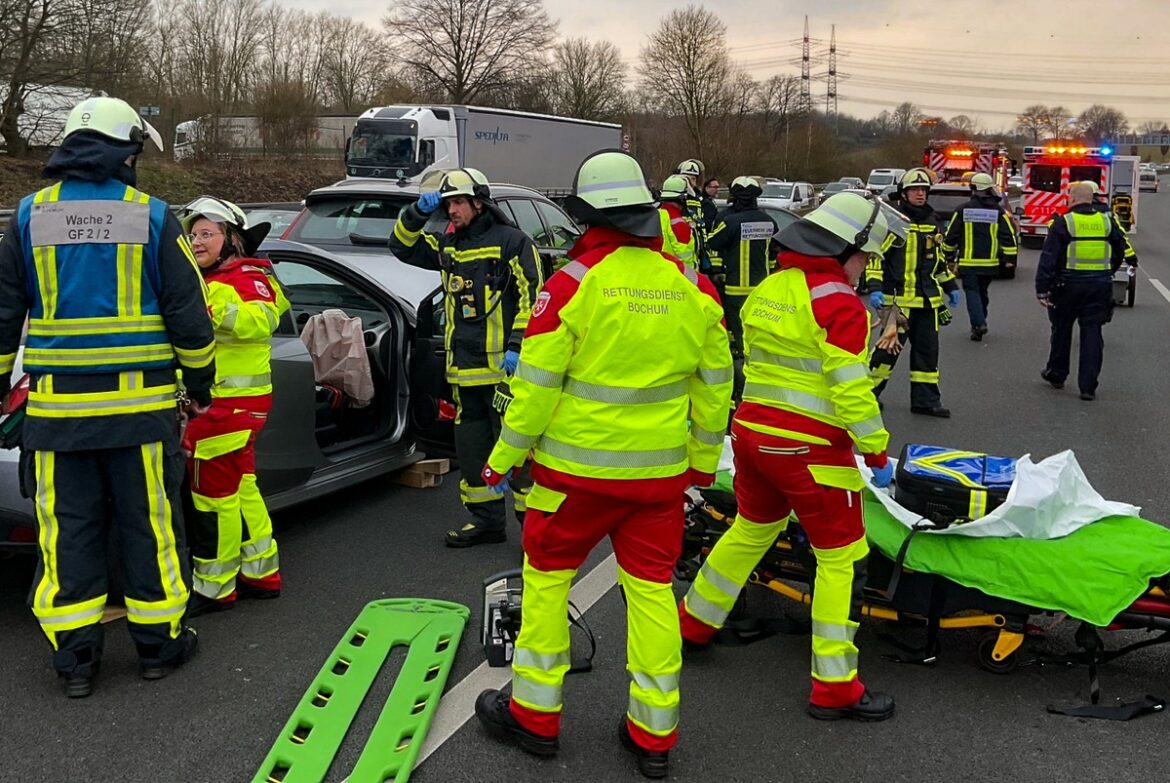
[1101,145,1113,156]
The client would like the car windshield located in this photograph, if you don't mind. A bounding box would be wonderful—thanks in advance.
[762,183,794,198]
[869,173,895,186]
[822,183,848,195]
[286,196,447,247]
[1140,172,1156,181]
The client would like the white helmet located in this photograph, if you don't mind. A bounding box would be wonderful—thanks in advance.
[178,196,270,256]
[780,192,908,257]
[64,97,163,151]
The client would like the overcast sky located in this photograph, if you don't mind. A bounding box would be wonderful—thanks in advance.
[288,0,1170,132]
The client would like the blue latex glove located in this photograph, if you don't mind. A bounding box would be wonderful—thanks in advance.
[946,290,962,309]
[417,191,442,214]
[869,290,884,309]
[870,462,894,489]
[482,465,512,495]
[501,350,520,375]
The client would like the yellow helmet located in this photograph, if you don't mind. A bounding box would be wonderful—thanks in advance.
[969,173,996,192]
[799,192,907,256]
[563,149,660,238]
[660,175,690,200]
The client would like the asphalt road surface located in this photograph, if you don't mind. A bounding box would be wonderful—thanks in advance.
[3,181,1170,783]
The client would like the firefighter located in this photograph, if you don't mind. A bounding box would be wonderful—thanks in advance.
[389,168,543,546]
[867,167,959,418]
[679,191,901,723]
[473,150,733,779]
[656,175,697,268]
[1036,181,1136,401]
[0,97,216,697]
[177,197,289,616]
[941,172,1018,341]
[705,175,778,400]
[675,159,712,271]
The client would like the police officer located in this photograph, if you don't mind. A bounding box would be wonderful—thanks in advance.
[941,172,1018,341]
[389,169,543,546]
[656,175,697,269]
[680,192,900,723]
[867,167,959,417]
[474,151,732,779]
[706,176,778,399]
[1036,181,1136,401]
[0,97,216,697]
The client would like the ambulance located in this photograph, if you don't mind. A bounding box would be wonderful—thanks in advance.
[1017,144,1140,240]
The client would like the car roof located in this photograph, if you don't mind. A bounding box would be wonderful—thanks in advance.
[305,177,552,203]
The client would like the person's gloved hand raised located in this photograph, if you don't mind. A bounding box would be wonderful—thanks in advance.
[947,290,962,309]
[417,192,442,215]
[501,350,520,375]
[870,461,894,489]
[869,290,884,310]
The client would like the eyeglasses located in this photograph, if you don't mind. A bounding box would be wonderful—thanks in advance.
[705,183,720,190]
[187,230,223,243]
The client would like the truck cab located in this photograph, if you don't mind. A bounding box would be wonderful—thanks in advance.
[346,106,456,180]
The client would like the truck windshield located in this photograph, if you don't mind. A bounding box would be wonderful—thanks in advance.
[762,184,794,198]
[1028,165,1061,193]
[347,130,416,167]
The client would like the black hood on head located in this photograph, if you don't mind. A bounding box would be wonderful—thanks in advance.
[563,197,662,239]
[776,220,852,259]
[43,131,141,186]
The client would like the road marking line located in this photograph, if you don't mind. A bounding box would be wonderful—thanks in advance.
[1147,277,1170,307]
[415,552,619,766]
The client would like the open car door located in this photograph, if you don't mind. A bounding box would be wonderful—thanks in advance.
[410,286,456,457]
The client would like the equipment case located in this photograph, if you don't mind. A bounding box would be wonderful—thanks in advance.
[895,444,1016,528]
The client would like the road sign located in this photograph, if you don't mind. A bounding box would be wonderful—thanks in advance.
[139,106,160,117]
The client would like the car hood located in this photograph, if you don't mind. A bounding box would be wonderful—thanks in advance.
[258,238,440,325]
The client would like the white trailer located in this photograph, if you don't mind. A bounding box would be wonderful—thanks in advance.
[345,105,623,193]
[173,115,358,161]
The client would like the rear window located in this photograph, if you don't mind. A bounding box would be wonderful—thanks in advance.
[822,182,848,195]
[868,173,895,187]
[762,183,793,198]
[1028,165,1062,193]
[287,196,446,246]
[1140,171,1157,181]
[1070,165,1104,187]
[927,190,970,217]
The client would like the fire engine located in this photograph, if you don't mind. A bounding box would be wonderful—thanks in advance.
[1018,144,1138,239]
[923,140,1010,189]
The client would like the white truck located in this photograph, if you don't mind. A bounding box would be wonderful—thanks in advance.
[344,105,623,193]
[173,115,359,161]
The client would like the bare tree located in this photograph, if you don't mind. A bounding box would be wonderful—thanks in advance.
[0,0,55,155]
[324,16,388,112]
[382,0,556,104]
[948,114,979,137]
[1077,104,1128,144]
[891,101,922,135]
[1138,120,1168,136]
[1042,105,1071,139]
[548,37,626,121]
[637,5,731,160]
[758,74,799,140]
[1015,104,1048,145]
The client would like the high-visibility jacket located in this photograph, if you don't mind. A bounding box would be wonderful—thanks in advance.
[738,252,889,461]
[866,201,956,309]
[1036,204,1135,295]
[941,194,1018,272]
[204,257,289,398]
[685,192,712,271]
[0,178,216,448]
[657,202,696,268]
[706,204,777,297]
[486,226,733,480]
[390,206,544,386]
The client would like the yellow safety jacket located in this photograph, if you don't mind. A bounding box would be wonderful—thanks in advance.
[657,204,696,269]
[487,226,733,480]
[203,257,290,398]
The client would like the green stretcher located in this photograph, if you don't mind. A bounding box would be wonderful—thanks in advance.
[254,598,470,783]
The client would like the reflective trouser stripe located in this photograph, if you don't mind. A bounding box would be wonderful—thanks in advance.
[142,443,187,626]
[460,479,502,505]
[239,474,279,579]
[32,450,63,647]
[619,566,681,738]
[124,595,186,629]
[192,488,243,600]
[909,371,940,383]
[683,514,787,630]
[810,537,868,684]
[511,556,574,714]
[35,594,106,635]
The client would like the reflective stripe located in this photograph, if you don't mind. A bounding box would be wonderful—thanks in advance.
[827,363,870,386]
[538,436,686,469]
[816,203,865,232]
[750,348,822,373]
[690,423,724,446]
[514,648,572,670]
[500,421,538,450]
[515,361,564,388]
[36,596,107,631]
[241,535,274,559]
[812,620,857,643]
[742,382,835,417]
[0,352,14,373]
[512,676,562,709]
[846,414,884,439]
[809,282,857,300]
[28,388,177,414]
[699,561,740,598]
[698,365,734,385]
[220,302,239,331]
[564,377,687,405]
[218,373,271,389]
[628,699,679,733]
[28,315,166,336]
[460,480,501,504]
[631,670,681,693]
[683,590,730,628]
[195,557,241,577]
[240,551,280,577]
[577,179,647,194]
[124,596,186,623]
[24,344,175,366]
[193,573,237,600]
[393,219,420,244]
[908,371,939,383]
[812,651,858,679]
[560,260,590,282]
[682,265,698,285]
[142,442,184,607]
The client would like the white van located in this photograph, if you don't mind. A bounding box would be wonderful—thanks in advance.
[866,168,906,193]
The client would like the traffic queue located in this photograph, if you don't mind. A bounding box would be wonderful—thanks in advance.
[0,93,1142,781]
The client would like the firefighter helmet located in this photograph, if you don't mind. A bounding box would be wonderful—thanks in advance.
[660,175,690,201]
[899,167,933,191]
[729,175,763,198]
[676,159,703,178]
[563,149,659,238]
[780,192,907,257]
[436,168,492,201]
[1076,180,1102,195]
[179,195,271,256]
[63,96,164,151]
[970,173,996,192]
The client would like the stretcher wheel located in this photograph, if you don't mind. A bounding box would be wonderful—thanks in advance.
[976,631,1019,675]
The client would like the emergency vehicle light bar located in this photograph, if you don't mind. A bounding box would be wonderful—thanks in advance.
[1023,145,1112,158]
[947,149,975,157]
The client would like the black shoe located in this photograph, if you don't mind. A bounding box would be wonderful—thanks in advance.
[237,580,281,601]
[186,592,235,619]
[62,671,94,699]
[445,523,507,548]
[910,405,951,418]
[1080,392,1096,401]
[807,689,896,722]
[969,328,982,341]
[1040,370,1064,390]
[618,717,670,779]
[474,689,559,757]
[139,627,198,680]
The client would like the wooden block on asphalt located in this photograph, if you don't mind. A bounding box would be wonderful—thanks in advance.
[391,467,443,488]
[101,606,127,624]
[415,458,450,475]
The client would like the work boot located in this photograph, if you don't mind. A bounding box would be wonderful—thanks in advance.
[1080,392,1096,401]
[618,717,670,779]
[1040,370,1064,390]
[445,522,506,548]
[807,689,895,722]
[969,325,987,341]
[474,689,559,757]
[910,406,951,418]
[54,649,99,699]
[63,672,94,699]
[139,627,198,680]
[238,574,282,601]
[186,592,236,618]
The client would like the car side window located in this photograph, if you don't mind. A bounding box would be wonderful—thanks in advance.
[502,198,549,247]
[535,201,579,249]
[269,258,385,336]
